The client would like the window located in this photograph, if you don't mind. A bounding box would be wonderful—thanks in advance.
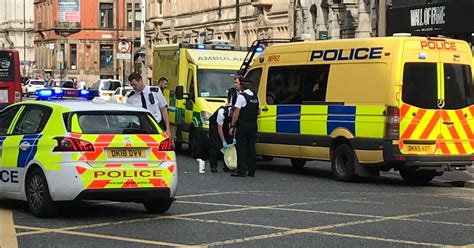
[0,51,14,81]
[99,3,114,28]
[444,64,473,109]
[158,0,163,15]
[69,44,77,69]
[197,69,236,97]
[0,106,20,135]
[402,63,438,109]
[68,112,159,134]
[12,106,52,135]
[100,44,114,70]
[187,69,194,95]
[266,65,329,105]
[127,3,141,29]
[245,68,262,93]
[102,80,122,91]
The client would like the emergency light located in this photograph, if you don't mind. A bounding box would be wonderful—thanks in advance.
[35,88,98,100]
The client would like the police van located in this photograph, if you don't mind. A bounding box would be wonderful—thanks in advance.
[245,36,473,184]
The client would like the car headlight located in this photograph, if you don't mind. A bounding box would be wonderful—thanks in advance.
[200,111,212,125]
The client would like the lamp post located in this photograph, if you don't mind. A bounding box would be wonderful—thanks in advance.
[23,0,27,77]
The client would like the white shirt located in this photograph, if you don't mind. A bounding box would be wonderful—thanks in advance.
[126,86,167,122]
[216,106,232,125]
[234,89,254,109]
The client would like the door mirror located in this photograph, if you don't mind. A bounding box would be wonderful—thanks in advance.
[175,85,184,99]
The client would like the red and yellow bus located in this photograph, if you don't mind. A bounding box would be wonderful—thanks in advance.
[0,49,22,109]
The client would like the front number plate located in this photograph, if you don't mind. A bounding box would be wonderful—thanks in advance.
[106,148,147,158]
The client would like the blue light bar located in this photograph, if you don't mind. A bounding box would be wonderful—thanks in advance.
[197,44,205,50]
[79,89,90,97]
[37,89,53,98]
[35,88,98,101]
[255,46,264,53]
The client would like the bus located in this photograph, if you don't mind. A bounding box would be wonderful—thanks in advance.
[0,49,22,109]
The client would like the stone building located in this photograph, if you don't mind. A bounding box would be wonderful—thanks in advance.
[0,0,35,77]
[145,0,291,82]
[34,0,141,84]
[292,0,391,40]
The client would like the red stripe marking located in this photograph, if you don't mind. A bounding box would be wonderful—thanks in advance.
[419,111,440,139]
[401,109,426,139]
[469,106,474,117]
[437,134,450,154]
[400,104,410,120]
[70,133,82,139]
[137,134,157,144]
[455,110,474,149]
[80,135,115,161]
[75,166,86,175]
[105,163,122,167]
[149,178,167,187]
[133,163,148,167]
[87,179,110,189]
[168,165,175,173]
[122,179,138,188]
[441,111,466,154]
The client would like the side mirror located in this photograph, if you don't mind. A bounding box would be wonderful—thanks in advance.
[175,86,184,99]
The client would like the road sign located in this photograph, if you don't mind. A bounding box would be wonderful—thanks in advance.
[117,40,131,60]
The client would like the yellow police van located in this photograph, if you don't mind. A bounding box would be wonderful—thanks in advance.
[245,36,473,184]
[152,41,248,157]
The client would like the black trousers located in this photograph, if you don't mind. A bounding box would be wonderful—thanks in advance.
[235,121,257,176]
[209,130,223,170]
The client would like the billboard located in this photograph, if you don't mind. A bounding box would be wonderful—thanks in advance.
[59,0,80,23]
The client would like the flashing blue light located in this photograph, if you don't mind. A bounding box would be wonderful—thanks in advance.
[418,53,427,59]
[37,89,53,98]
[54,88,63,95]
[197,44,205,50]
[79,89,90,97]
[255,46,264,53]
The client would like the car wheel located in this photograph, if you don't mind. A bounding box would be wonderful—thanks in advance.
[143,198,173,213]
[399,169,437,185]
[290,158,306,169]
[331,144,357,182]
[26,168,57,217]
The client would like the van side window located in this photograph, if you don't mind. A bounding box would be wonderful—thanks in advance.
[266,65,329,105]
[245,68,262,93]
[443,64,473,109]
[402,63,438,109]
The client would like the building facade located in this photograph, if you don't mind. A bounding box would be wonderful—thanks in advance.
[0,0,35,77]
[292,0,390,40]
[145,0,291,82]
[34,0,142,84]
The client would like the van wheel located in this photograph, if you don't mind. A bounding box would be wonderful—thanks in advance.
[291,158,306,169]
[331,144,357,182]
[143,198,173,213]
[26,168,57,217]
[399,169,437,185]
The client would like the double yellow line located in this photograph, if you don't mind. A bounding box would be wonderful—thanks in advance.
[0,208,18,248]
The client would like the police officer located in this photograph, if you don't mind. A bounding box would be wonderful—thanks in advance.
[126,72,170,135]
[209,88,237,173]
[230,76,259,177]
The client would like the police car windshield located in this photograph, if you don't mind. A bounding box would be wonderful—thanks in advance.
[197,69,235,98]
[65,111,159,134]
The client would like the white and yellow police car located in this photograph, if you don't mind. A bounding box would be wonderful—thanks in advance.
[0,89,177,217]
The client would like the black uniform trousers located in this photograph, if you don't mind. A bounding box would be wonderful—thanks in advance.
[209,124,229,171]
[235,121,257,176]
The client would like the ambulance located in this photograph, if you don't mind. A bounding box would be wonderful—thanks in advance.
[152,41,248,157]
[244,35,473,184]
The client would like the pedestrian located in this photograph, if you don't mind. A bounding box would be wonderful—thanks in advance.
[230,76,259,177]
[126,72,170,135]
[158,77,168,93]
[209,87,237,173]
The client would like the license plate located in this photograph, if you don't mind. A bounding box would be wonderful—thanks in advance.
[106,148,147,158]
[405,144,435,153]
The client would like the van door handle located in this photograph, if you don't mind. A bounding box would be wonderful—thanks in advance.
[262,107,269,112]
[442,120,454,125]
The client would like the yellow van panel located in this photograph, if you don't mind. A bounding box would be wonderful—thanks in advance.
[300,105,327,135]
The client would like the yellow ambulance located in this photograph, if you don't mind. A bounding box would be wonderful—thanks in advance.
[152,42,247,157]
[245,36,473,184]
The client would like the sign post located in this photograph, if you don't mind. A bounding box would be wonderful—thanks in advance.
[117,40,131,60]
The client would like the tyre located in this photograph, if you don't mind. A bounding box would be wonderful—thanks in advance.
[261,156,274,162]
[290,158,306,169]
[399,169,437,185]
[26,168,57,217]
[143,198,174,213]
[331,144,357,182]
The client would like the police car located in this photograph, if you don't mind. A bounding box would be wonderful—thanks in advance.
[0,88,177,217]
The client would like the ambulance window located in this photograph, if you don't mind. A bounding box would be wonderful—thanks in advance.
[402,63,438,109]
[12,106,52,135]
[443,64,473,109]
[0,106,20,135]
[187,69,194,95]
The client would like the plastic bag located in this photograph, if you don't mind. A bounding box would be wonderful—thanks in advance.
[221,144,237,170]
